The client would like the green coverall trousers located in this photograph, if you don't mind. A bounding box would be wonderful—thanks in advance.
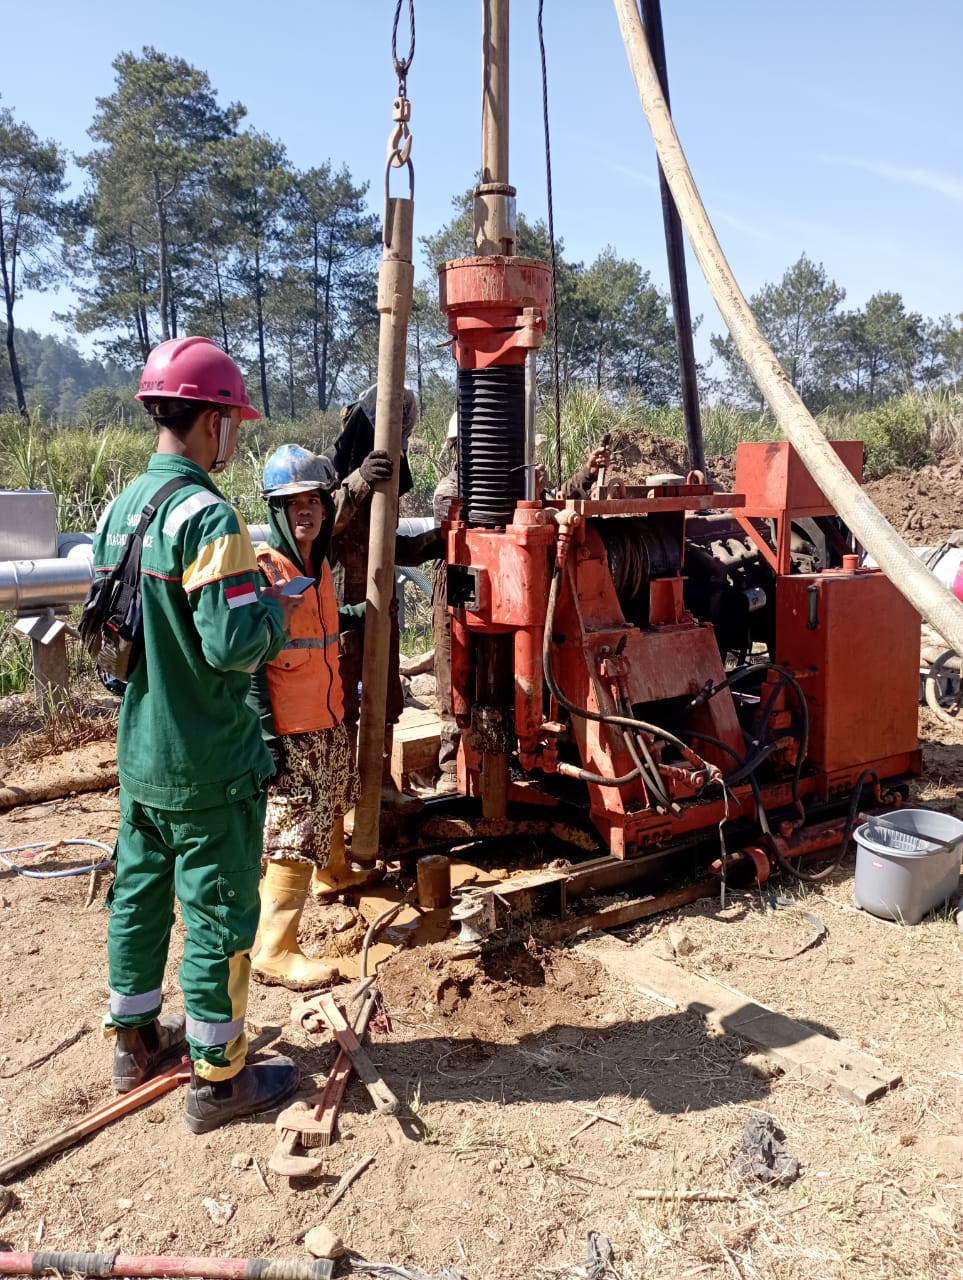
[105,790,265,1081]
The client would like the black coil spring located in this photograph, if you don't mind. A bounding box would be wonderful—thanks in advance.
[457,365,526,527]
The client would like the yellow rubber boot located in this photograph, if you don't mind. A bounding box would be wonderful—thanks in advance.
[252,859,339,990]
[310,817,379,897]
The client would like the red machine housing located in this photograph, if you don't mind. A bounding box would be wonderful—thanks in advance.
[442,438,921,866]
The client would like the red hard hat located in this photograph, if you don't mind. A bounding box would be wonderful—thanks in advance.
[136,336,260,421]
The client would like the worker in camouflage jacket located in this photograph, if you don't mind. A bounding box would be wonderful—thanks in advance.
[247,444,362,991]
[92,337,300,1135]
[324,384,443,813]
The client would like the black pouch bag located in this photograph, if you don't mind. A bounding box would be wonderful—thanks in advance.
[79,476,192,682]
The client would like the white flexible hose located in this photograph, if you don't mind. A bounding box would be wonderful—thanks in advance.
[613,0,963,658]
[0,839,113,879]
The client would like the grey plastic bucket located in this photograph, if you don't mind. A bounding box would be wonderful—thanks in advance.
[853,809,963,924]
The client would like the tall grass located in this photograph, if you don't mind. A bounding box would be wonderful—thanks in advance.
[1,387,961,691]
[4,387,962,536]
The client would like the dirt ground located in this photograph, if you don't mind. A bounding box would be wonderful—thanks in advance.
[3,450,963,1279]
[0,699,962,1280]
[864,460,963,545]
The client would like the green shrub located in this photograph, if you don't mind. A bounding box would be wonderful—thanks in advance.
[847,396,933,479]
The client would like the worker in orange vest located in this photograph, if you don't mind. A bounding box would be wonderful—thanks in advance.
[248,445,361,989]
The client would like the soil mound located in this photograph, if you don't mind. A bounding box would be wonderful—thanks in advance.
[865,459,963,544]
[379,942,604,1041]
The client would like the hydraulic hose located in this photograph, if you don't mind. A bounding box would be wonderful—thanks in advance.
[725,663,810,814]
[543,564,716,772]
[614,0,963,660]
[557,760,644,787]
[621,712,674,813]
[769,769,880,884]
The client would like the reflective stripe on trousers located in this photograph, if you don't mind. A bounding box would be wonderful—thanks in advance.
[109,987,163,1018]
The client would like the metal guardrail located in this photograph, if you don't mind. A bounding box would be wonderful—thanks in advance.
[0,515,437,706]
[0,519,437,615]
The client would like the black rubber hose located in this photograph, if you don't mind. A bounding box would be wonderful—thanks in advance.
[725,663,810,815]
[543,566,714,767]
[769,768,880,884]
[559,761,644,787]
[681,727,781,786]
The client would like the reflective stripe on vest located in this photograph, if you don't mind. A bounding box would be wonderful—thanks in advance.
[281,634,340,651]
[255,546,345,735]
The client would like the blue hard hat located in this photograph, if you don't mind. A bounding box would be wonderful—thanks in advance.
[262,444,337,498]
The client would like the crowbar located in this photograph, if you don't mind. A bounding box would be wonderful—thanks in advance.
[0,1059,190,1183]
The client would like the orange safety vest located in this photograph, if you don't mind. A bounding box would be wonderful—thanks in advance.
[255,545,345,735]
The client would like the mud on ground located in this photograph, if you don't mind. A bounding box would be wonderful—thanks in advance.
[1,704,962,1279]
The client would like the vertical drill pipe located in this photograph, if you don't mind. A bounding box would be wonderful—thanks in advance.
[476,0,516,255]
[352,197,415,864]
[481,0,510,186]
[524,350,537,500]
[639,0,705,478]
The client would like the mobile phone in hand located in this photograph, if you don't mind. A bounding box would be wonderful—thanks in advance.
[279,575,315,596]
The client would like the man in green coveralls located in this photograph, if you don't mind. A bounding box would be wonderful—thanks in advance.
[92,336,300,1134]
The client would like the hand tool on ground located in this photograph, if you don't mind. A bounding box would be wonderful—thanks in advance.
[309,991,400,1115]
[0,1251,333,1280]
[270,984,380,1177]
[0,1059,190,1183]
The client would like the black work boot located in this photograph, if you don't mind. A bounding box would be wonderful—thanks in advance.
[183,1055,300,1135]
[112,1013,187,1093]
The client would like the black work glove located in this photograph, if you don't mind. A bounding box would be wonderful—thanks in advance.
[396,528,445,565]
[413,530,445,563]
[359,450,393,485]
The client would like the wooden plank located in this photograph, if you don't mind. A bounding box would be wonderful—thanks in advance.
[395,706,441,735]
[391,718,440,787]
[590,945,901,1105]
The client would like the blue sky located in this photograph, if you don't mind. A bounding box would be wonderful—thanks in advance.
[5,0,963,366]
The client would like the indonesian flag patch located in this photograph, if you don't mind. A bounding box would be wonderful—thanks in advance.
[224,582,258,610]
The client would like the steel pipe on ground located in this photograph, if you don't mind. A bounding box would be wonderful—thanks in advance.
[0,519,437,615]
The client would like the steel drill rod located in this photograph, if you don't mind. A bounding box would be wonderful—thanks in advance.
[476,0,515,255]
[0,1254,333,1280]
[481,0,510,186]
[352,197,415,864]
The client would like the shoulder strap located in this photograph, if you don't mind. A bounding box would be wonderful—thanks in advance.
[132,476,197,540]
[113,475,196,583]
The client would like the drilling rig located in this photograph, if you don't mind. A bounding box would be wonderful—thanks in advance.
[359,1,924,943]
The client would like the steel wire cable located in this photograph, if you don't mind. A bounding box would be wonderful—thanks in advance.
[537,0,564,492]
[0,839,113,879]
[391,0,415,88]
